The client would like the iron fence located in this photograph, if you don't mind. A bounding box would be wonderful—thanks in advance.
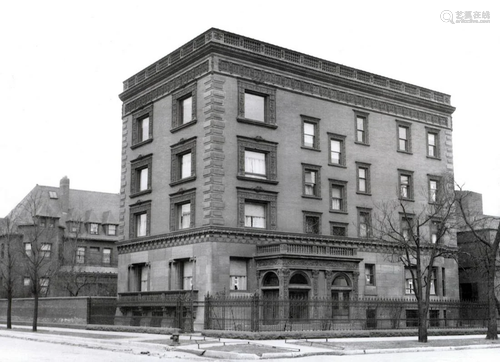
[204,294,494,332]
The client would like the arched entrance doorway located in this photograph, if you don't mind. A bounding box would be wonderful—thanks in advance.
[331,273,352,318]
[261,272,279,324]
[288,272,310,320]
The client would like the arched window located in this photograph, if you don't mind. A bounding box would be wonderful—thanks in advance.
[262,272,279,287]
[332,275,350,287]
[289,272,309,285]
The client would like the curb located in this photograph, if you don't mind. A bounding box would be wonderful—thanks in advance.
[2,328,500,360]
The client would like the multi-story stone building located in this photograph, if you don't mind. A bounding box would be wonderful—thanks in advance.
[117,28,457,329]
[0,177,119,298]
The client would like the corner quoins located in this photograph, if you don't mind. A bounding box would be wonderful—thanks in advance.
[203,75,226,226]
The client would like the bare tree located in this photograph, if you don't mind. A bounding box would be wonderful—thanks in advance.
[15,191,61,332]
[456,188,500,340]
[0,216,22,329]
[373,175,457,342]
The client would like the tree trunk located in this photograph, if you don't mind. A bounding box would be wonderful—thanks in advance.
[7,292,12,329]
[32,292,38,332]
[485,247,498,339]
[418,302,429,342]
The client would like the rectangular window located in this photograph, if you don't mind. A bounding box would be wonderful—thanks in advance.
[302,164,321,198]
[181,152,192,179]
[245,92,265,122]
[170,137,196,185]
[406,309,418,327]
[426,129,440,158]
[330,180,347,213]
[430,310,440,327]
[331,222,348,237]
[76,247,85,264]
[41,243,52,258]
[24,243,32,256]
[48,191,58,199]
[358,208,372,237]
[139,168,148,192]
[401,217,413,241]
[365,264,375,286]
[354,112,369,145]
[302,116,320,149]
[178,203,191,230]
[24,277,30,287]
[328,133,346,166]
[430,269,437,295]
[70,222,80,233]
[238,81,276,128]
[304,170,317,196]
[237,137,278,183]
[405,268,415,294]
[245,202,266,228]
[172,84,197,130]
[244,150,266,179]
[89,223,99,235]
[170,189,195,232]
[305,216,320,234]
[182,260,193,290]
[180,95,193,125]
[430,220,441,243]
[107,225,117,236]
[397,121,411,152]
[89,247,100,264]
[131,154,152,195]
[132,106,153,147]
[304,211,321,234]
[230,258,248,291]
[331,186,343,210]
[138,116,150,143]
[136,213,147,237]
[398,170,414,200]
[428,177,440,203]
[128,263,149,292]
[303,122,315,148]
[356,116,365,143]
[356,163,370,194]
[238,188,277,230]
[102,248,111,265]
[40,277,50,296]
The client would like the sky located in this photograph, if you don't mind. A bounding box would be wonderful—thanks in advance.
[0,1,499,217]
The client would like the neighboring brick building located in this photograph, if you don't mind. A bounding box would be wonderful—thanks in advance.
[0,177,119,298]
[117,28,457,330]
[456,191,500,302]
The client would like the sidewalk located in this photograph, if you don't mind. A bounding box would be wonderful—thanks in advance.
[1,325,500,360]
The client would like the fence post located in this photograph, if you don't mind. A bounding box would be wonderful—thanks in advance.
[86,297,91,325]
[251,294,260,332]
[204,293,210,330]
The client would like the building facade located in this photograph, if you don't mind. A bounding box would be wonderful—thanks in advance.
[117,28,457,329]
[456,191,500,302]
[0,177,119,298]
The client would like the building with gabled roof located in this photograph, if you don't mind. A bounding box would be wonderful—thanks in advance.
[0,177,119,297]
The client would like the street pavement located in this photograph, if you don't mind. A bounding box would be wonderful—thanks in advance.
[1,324,500,360]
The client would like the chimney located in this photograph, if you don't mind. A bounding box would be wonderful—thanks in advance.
[60,176,70,213]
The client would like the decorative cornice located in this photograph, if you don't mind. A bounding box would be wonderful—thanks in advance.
[123,60,210,116]
[219,59,450,128]
[116,225,457,255]
[122,28,452,109]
